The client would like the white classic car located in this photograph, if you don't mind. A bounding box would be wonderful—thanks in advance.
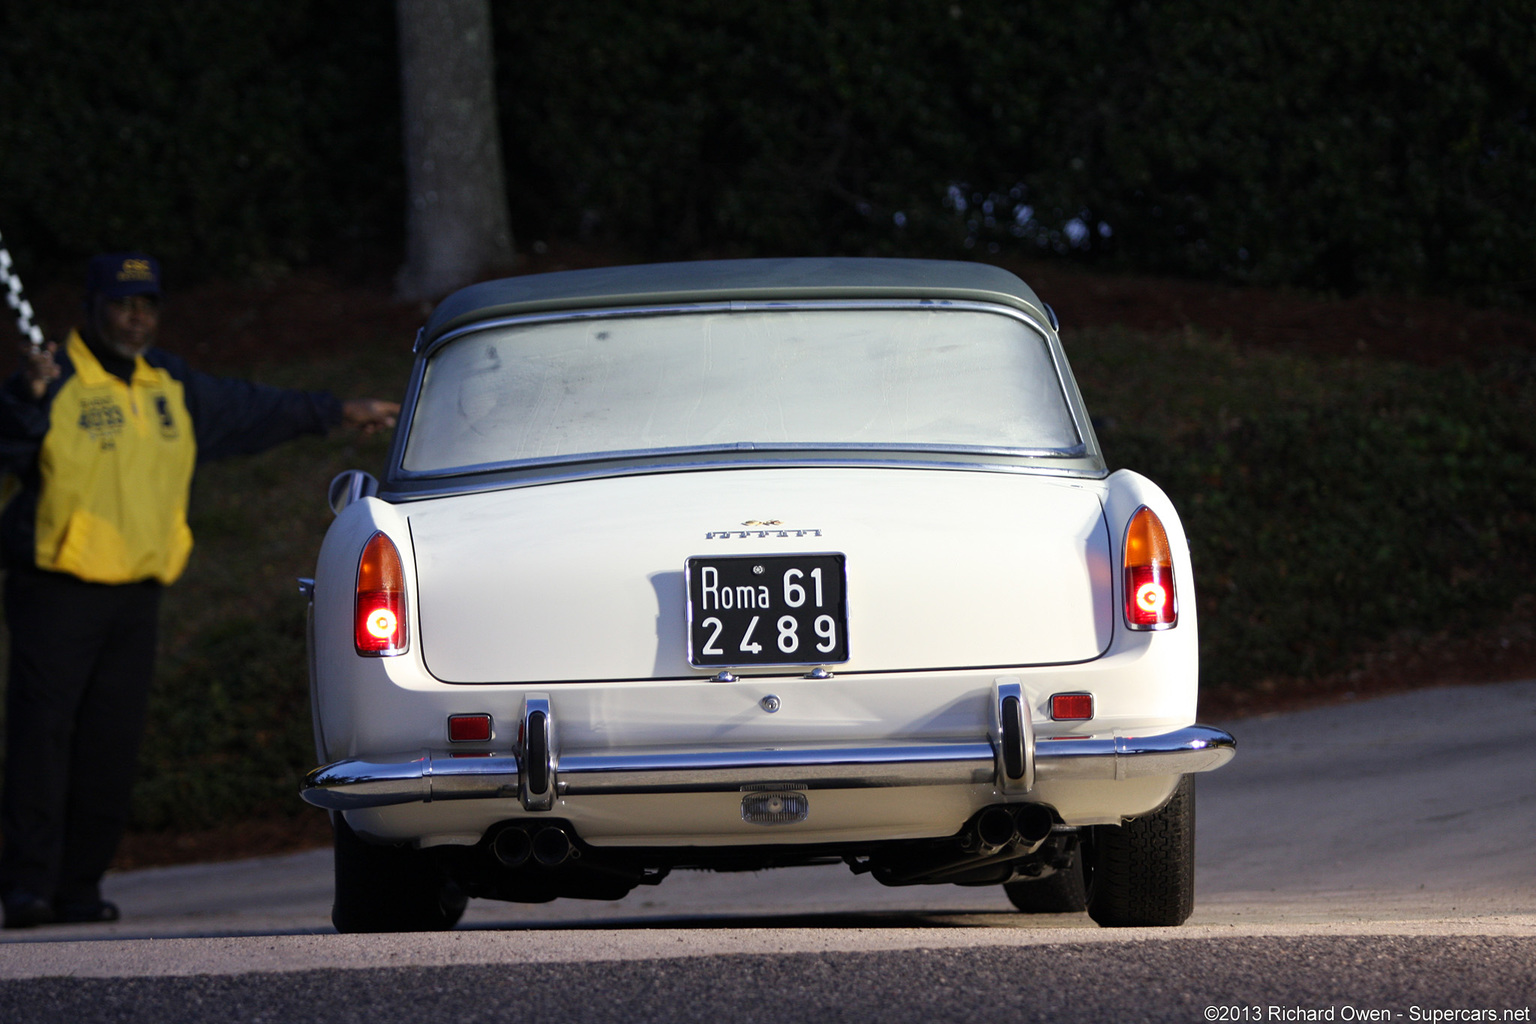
[302,258,1234,932]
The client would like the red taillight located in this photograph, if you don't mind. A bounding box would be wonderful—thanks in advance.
[1123,506,1177,630]
[355,531,408,655]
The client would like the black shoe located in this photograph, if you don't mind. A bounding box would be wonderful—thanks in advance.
[2,890,56,929]
[53,898,119,924]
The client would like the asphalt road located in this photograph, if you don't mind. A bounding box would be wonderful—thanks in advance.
[1,680,1532,1023]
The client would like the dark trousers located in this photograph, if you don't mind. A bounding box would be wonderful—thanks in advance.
[0,568,161,904]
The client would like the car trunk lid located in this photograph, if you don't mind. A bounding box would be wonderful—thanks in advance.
[408,466,1112,683]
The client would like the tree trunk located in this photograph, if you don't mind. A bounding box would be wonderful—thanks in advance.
[394,0,513,302]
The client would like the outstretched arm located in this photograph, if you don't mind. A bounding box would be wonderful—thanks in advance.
[341,398,400,435]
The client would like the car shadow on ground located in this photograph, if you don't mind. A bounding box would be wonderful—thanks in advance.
[460,908,1057,931]
[0,909,1071,944]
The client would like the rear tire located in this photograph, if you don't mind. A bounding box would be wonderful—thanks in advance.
[331,815,468,933]
[1085,774,1195,927]
[1003,854,1088,914]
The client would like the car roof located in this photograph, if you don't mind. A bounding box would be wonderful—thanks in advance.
[421,257,1054,348]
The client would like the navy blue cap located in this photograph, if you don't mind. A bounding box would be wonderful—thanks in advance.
[86,253,161,300]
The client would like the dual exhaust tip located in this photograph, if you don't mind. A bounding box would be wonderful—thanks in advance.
[973,803,1055,854]
[491,823,575,869]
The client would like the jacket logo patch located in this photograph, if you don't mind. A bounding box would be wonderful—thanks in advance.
[153,394,178,438]
[118,258,155,282]
[77,397,125,450]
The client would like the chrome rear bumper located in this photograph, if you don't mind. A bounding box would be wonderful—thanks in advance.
[302,724,1235,812]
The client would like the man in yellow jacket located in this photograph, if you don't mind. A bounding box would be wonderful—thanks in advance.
[0,253,397,928]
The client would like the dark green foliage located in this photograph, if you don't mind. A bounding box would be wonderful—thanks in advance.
[0,2,401,278]
[496,0,992,256]
[2,1,1532,304]
[131,605,313,830]
[1071,0,1536,301]
[495,0,1536,304]
[1074,331,1536,686]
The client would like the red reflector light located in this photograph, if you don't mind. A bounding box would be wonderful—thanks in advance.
[355,532,408,655]
[1050,693,1095,721]
[1123,506,1177,630]
[448,714,493,743]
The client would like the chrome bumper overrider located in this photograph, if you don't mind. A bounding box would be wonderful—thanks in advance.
[301,725,1236,812]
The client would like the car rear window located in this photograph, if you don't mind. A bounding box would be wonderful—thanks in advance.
[401,306,1080,474]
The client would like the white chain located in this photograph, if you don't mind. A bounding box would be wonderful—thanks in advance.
[0,230,45,351]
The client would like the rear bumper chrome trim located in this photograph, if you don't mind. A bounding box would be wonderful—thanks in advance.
[301,725,1234,811]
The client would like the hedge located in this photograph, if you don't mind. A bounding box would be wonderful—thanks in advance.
[2,2,1531,305]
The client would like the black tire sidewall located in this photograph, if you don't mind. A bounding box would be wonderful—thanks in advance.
[1085,774,1195,927]
[331,814,468,933]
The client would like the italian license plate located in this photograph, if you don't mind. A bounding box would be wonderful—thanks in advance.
[685,553,849,667]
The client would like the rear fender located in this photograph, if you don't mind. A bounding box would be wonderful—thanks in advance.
[311,497,419,763]
[1097,469,1199,715]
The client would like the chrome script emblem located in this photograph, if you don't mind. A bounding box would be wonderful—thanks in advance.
[706,526,823,540]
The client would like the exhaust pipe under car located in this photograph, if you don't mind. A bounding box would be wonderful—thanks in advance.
[877,803,1061,886]
[531,825,574,867]
[491,825,532,867]
[490,823,577,869]
[1011,803,1055,847]
[974,806,1019,853]
[970,803,1055,856]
